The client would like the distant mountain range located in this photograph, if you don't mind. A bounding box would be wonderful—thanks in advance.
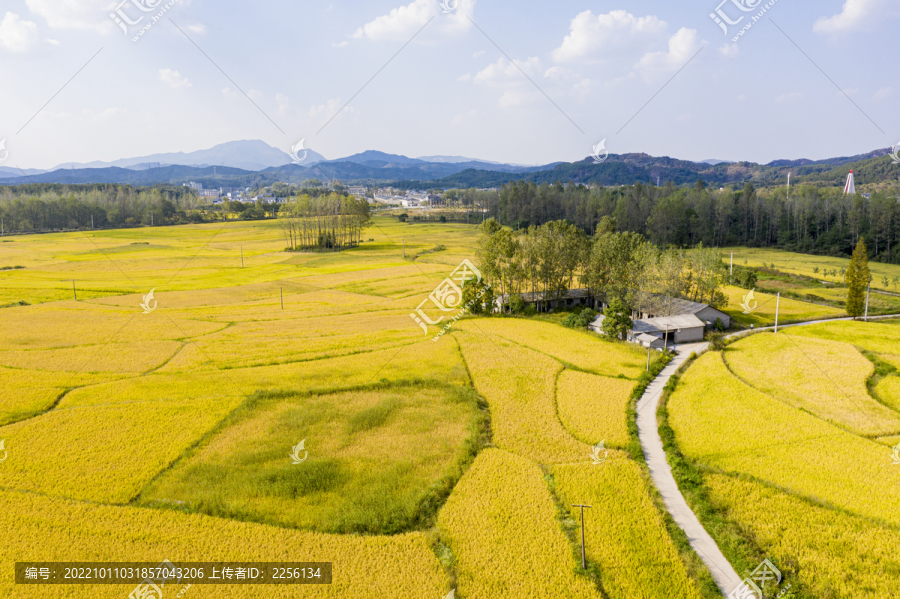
[0,140,896,189]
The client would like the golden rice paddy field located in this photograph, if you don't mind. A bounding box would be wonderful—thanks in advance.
[0,217,710,598]
[722,247,900,293]
[667,322,900,598]
[721,284,844,327]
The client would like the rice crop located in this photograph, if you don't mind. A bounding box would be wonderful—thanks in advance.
[0,489,447,599]
[551,461,704,599]
[437,448,601,599]
[140,385,483,534]
[704,473,900,599]
[721,285,844,327]
[555,369,635,449]
[455,318,646,379]
[454,329,587,463]
[667,351,900,526]
[724,332,900,436]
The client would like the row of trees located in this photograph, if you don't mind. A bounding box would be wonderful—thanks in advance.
[476,217,728,314]
[490,180,900,263]
[278,193,372,251]
[0,184,203,231]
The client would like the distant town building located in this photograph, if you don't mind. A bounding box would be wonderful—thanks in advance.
[347,186,367,197]
[200,189,220,199]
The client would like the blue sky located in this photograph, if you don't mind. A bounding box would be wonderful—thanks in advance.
[1,0,897,169]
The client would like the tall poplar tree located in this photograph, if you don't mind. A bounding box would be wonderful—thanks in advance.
[845,239,870,317]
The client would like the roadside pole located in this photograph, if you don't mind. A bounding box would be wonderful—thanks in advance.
[774,293,780,333]
[865,284,870,322]
[571,504,592,570]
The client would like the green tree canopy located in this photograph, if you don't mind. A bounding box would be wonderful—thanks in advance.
[845,239,870,317]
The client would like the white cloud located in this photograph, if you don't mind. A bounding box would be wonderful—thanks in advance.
[0,12,39,53]
[635,28,702,81]
[332,40,349,48]
[451,108,477,124]
[813,0,891,34]
[159,68,190,88]
[83,107,129,121]
[25,0,112,31]
[276,93,290,117]
[497,89,541,108]
[308,99,358,121]
[47,37,60,45]
[352,0,474,41]
[248,89,263,101]
[718,43,739,58]
[571,78,598,102]
[457,73,471,81]
[776,92,803,103]
[551,10,667,63]
[186,24,206,34]
[470,57,545,108]
[473,56,542,85]
[472,50,485,58]
[222,87,239,97]
[544,66,578,81]
[874,86,893,101]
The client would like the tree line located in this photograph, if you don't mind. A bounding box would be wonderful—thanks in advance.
[0,183,204,231]
[477,217,728,316]
[279,193,372,251]
[490,180,900,263]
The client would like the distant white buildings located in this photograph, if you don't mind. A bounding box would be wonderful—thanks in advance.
[347,186,367,197]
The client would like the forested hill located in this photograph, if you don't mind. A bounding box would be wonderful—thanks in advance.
[395,148,898,190]
[3,147,895,189]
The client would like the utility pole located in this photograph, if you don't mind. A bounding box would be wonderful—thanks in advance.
[72,280,77,301]
[774,292,781,333]
[91,214,94,229]
[572,504,592,569]
[865,283,870,322]
[730,252,733,280]
[646,344,652,372]
[280,287,284,310]
[241,246,244,268]
[402,236,406,258]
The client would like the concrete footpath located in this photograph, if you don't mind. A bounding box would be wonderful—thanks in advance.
[635,341,742,596]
